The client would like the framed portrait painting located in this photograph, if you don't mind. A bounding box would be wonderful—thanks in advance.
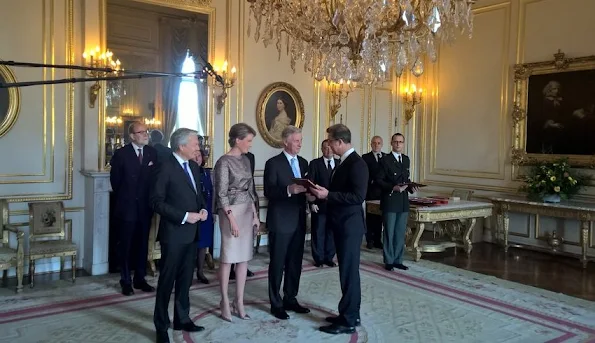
[511,50,595,168]
[0,63,21,138]
[256,82,305,148]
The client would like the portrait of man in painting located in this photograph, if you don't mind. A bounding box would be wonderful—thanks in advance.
[526,69,595,156]
[256,82,304,148]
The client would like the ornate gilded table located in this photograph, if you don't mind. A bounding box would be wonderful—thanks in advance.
[366,200,493,261]
[491,196,594,268]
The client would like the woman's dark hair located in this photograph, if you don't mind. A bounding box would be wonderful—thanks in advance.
[228,123,257,147]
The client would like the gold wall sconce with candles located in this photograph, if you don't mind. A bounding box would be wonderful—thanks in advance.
[211,60,236,114]
[105,116,122,127]
[144,118,162,130]
[403,84,422,123]
[328,79,356,123]
[82,46,122,108]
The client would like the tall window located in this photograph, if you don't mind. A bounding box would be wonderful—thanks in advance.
[175,52,205,136]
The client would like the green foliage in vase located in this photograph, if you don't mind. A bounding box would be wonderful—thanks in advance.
[519,158,591,200]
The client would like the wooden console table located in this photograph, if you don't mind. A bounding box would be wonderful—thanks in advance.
[491,196,593,268]
[366,200,493,261]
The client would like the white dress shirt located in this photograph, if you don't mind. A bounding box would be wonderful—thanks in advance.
[172,152,199,224]
[323,157,336,170]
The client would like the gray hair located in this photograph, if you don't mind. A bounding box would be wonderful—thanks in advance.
[170,128,198,152]
[282,125,301,141]
[228,123,257,147]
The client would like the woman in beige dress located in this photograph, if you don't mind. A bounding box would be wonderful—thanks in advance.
[268,97,291,140]
[213,123,259,321]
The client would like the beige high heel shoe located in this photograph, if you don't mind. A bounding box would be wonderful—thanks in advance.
[232,300,250,320]
[220,299,233,322]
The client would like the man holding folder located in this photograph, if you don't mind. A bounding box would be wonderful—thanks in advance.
[375,133,418,271]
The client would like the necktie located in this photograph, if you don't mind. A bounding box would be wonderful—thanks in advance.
[290,157,300,178]
[377,153,381,162]
[138,148,143,164]
[327,159,333,173]
[183,162,196,191]
[397,155,402,163]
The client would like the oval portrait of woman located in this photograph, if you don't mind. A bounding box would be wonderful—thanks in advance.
[0,64,21,138]
[256,82,305,148]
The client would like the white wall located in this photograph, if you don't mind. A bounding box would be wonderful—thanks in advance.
[416,0,595,254]
[0,0,85,275]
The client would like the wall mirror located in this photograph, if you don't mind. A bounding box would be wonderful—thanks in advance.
[101,0,214,168]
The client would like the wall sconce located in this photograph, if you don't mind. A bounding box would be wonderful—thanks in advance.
[403,84,422,123]
[82,46,122,108]
[105,116,122,128]
[144,118,162,130]
[328,79,356,123]
[211,61,236,114]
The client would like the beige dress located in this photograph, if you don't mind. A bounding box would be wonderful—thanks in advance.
[213,154,257,263]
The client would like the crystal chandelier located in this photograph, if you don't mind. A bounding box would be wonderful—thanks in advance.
[247,0,475,85]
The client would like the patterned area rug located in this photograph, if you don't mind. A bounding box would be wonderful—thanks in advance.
[0,252,594,343]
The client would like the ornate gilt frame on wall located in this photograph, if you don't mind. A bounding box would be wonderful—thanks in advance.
[511,49,595,168]
[0,63,21,138]
[256,82,305,148]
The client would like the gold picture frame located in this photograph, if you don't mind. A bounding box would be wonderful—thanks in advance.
[256,82,305,148]
[511,50,595,168]
[0,63,21,138]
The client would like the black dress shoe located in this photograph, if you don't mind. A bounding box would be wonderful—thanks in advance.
[325,316,361,326]
[284,302,310,314]
[155,330,170,343]
[271,307,290,320]
[394,263,409,270]
[384,264,394,271]
[314,262,324,268]
[247,269,255,277]
[366,243,374,249]
[133,281,155,292]
[196,274,209,284]
[319,323,356,334]
[324,261,337,267]
[121,284,134,296]
[173,323,205,332]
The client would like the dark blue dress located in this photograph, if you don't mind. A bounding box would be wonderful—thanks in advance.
[198,167,214,249]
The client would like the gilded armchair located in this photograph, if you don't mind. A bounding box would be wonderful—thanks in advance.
[0,200,24,293]
[28,201,77,287]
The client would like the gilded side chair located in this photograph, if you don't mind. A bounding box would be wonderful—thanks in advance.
[0,199,25,292]
[147,213,161,277]
[28,201,77,287]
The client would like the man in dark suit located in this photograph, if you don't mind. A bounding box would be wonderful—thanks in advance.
[310,124,368,335]
[229,151,257,280]
[109,121,157,296]
[375,133,417,271]
[362,135,386,249]
[150,129,172,164]
[264,125,311,320]
[308,139,339,267]
[150,128,208,343]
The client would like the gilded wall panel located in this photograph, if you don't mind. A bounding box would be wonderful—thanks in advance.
[0,0,74,201]
[428,3,510,181]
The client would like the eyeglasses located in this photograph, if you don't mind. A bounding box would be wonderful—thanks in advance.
[392,140,404,144]
[133,130,149,135]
